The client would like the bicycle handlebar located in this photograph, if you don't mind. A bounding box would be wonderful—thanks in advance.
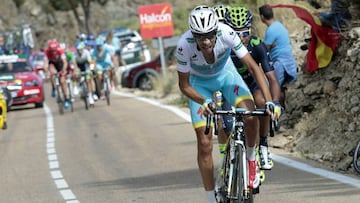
[204,108,273,135]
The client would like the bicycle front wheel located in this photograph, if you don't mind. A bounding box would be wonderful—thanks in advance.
[81,83,89,110]
[67,80,74,112]
[353,140,360,174]
[56,84,64,115]
[104,77,110,106]
[232,145,253,203]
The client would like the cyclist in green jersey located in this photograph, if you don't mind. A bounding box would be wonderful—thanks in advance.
[61,43,78,101]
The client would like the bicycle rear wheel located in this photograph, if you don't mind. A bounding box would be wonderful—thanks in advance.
[353,140,360,174]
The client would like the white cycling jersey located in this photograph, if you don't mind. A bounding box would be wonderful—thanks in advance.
[176,23,248,78]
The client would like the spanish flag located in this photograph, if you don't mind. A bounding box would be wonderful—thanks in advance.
[269,4,341,73]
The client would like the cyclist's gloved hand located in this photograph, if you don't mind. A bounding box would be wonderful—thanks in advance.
[273,101,284,119]
[201,98,215,116]
[265,101,276,119]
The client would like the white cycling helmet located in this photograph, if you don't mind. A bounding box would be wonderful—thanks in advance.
[188,5,219,34]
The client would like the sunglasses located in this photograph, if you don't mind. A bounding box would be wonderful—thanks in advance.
[236,29,251,38]
[192,30,217,41]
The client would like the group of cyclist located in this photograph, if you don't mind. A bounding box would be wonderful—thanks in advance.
[43,31,125,109]
[176,4,296,203]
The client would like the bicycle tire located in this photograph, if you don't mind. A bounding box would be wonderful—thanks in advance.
[67,79,74,112]
[353,140,360,174]
[105,77,110,106]
[56,85,64,115]
[232,144,253,203]
[82,82,89,110]
[93,76,101,98]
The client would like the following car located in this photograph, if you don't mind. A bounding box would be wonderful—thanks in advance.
[0,54,44,109]
[121,46,176,91]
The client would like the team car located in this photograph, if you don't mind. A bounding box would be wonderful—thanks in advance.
[121,46,176,91]
[0,54,44,109]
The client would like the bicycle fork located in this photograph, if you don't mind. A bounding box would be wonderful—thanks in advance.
[227,139,250,199]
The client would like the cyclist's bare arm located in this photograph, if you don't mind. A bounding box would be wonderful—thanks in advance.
[240,53,272,102]
[265,71,281,103]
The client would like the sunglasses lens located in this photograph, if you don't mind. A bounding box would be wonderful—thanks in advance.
[237,30,250,37]
[193,30,217,40]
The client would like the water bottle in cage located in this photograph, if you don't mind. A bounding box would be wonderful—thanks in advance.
[215,91,222,107]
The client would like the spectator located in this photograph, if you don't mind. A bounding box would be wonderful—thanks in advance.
[259,4,297,109]
[312,0,352,32]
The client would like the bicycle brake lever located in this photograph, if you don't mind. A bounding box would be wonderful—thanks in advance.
[205,115,211,135]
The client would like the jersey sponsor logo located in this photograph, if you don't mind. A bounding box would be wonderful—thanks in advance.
[177,47,184,56]
[250,37,261,47]
[190,53,198,62]
[233,85,240,96]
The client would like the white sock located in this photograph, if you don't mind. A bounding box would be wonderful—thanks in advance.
[206,190,217,203]
[247,146,256,161]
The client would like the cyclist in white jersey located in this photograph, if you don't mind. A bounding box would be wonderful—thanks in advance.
[176,5,276,203]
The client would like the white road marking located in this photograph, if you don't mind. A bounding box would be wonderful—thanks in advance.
[113,90,360,189]
[272,154,360,188]
[44,104,79,202]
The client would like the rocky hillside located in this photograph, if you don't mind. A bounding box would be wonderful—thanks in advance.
[273,27,360,173]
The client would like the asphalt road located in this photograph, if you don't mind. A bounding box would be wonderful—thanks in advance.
[1,85,360,203]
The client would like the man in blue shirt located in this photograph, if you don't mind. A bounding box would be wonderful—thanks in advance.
[259,4,297,109]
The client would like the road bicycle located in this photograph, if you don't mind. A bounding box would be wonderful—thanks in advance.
[65,73,74,111]
[54,72,73,114]
[101,68,111,106]
[353,140,360,174]
[348,139,360,175]
[92,67,111,106]
[78,71,92,110]
[205,107,270,203]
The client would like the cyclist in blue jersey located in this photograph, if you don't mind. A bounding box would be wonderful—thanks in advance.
[91,37,112,99]
[176,5,276,203]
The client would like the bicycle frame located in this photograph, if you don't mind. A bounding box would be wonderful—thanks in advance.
[206,108,269,203]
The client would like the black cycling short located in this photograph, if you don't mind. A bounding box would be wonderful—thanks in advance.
[49,60,64,73]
